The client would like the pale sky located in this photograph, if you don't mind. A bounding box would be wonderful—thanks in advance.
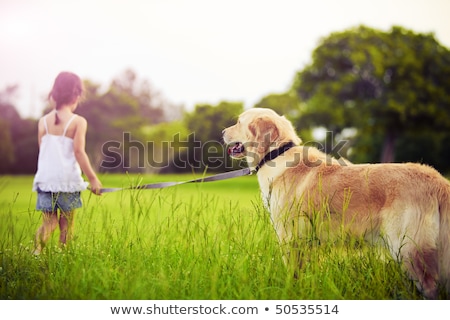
[1,0,450,119]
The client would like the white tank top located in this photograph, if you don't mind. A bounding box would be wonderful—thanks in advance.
[32,114,88,192]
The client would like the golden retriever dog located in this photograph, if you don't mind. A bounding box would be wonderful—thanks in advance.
[222,108,450,299]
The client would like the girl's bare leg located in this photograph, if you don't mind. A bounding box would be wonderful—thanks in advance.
[59,210,75,247]
[34,211,58,254]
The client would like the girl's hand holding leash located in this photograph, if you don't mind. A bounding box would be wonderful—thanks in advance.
[89,178,103,195]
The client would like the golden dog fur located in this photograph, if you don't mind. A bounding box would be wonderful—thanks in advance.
[223,108,450,299]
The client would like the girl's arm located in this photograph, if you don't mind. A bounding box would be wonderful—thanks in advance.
[73,116,102,195]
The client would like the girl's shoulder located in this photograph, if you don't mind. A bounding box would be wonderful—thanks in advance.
[71,114,88,135]
[73,114,87,126]
[37,113,50,128]
[38,112,50,121]
[38,111,55,125]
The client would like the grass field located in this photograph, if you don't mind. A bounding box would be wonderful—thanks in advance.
[0,173,422,300]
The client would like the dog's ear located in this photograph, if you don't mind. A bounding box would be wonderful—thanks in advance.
[248,116,279,153]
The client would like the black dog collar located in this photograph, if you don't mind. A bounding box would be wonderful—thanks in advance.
[254,141,295,173]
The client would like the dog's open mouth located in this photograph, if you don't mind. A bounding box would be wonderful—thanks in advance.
[227,142,245,158]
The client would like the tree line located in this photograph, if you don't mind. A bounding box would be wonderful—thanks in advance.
[1,25,450,175]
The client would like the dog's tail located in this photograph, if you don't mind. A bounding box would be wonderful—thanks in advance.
[438,183,450,298]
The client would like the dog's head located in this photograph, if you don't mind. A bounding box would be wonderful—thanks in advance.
[223,108,301,168]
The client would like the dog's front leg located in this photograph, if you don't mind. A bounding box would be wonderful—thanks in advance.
[271,209,311,277]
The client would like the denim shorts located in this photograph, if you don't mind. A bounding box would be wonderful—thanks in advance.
[36,190,82,212]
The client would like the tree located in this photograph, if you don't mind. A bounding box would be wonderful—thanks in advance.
[254,92,301,119]
[292,25,450,164]
[0,84,40,174]
[79,69,186,173]
[110,68,182,124]
[185,102,243,142]
[0,102,20,170]
[140,120,189,173]
[76,80,145,172]
[11,118,38,173]
[0,118,14,173]
[180,101,244,172]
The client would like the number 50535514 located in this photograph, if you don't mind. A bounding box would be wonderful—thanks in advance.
[275,304,339,315]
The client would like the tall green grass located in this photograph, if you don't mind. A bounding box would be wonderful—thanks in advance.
[0,174,421,299]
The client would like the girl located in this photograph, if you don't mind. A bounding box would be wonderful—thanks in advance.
[32,71,102,254]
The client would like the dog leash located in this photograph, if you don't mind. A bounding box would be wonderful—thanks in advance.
[94,167,253,193]
[94,142,296,193]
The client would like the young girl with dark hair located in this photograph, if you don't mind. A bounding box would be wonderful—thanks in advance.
[32,71,102,254]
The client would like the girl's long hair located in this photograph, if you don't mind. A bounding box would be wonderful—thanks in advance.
[48,72,84,124]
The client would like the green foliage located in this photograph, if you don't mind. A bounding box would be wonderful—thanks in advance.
[0,102,38,174]
[185,101,244,142]
[139,121,189,173]
[179,101,245,172]
[0,118,14,172]
[11,118,38,173]
[254,92,301,119]
[109,69,166,124]
[75,81,145,172]
[292,25,450,167]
